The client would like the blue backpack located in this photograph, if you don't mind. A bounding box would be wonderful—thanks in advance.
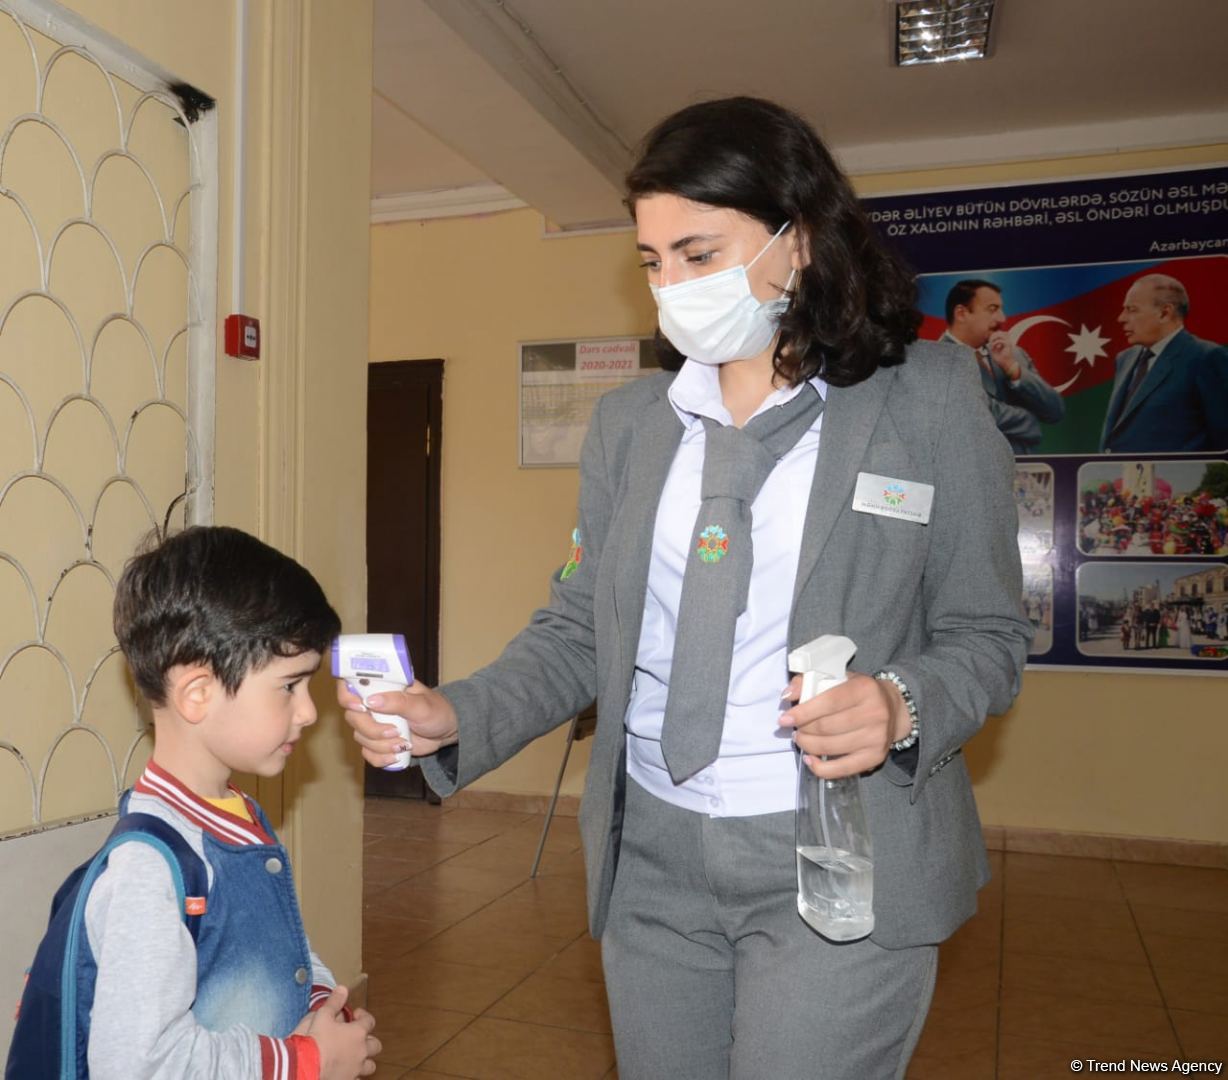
[5,806,208,1079]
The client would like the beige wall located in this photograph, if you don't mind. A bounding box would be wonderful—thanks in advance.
[0,0,372,1004]
[258,0,372,984]
[370,210,654,798]
[370,143,1227,846]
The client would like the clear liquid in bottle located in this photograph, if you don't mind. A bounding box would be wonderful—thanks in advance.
[789,635,875,944]
[795,844,875,942]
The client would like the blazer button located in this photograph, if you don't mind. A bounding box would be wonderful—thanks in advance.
[265,857,284,874]
[295,967,308,985]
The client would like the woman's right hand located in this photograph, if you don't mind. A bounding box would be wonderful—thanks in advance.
[336,680,459,768]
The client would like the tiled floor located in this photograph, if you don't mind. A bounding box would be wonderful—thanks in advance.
[361,797,1228,1079]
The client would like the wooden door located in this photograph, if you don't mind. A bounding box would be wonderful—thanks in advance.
[364,360,442,799]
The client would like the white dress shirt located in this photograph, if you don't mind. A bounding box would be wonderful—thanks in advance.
[1140,326,1182,362]
[624,359,827,817]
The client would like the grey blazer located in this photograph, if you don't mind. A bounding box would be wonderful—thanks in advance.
[423,339,1031,949]
[939,331,1064,453]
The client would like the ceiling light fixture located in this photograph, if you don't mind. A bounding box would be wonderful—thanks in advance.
[894,0,996,66]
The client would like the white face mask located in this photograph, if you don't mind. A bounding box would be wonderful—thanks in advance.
[649,221,795,366]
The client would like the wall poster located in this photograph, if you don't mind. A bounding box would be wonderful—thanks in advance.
[519,337,657,467]
[865,165,1228,673]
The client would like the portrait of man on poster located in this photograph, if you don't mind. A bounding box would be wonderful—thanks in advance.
[941,279,1065,454]
[1100,273,1228,453]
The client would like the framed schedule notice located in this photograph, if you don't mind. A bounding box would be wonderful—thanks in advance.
[518,336,658,467]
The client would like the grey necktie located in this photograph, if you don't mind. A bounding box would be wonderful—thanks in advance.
[979,347,1006,396]
[660,382,825,783]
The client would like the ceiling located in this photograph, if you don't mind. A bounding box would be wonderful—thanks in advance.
[371,0,1228,230]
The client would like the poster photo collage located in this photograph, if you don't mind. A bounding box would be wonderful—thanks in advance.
[865,165,1227,673]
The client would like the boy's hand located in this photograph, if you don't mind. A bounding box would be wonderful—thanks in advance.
[293,985,380,1079]
[337,680,459,768]
[349,1007,381,1074]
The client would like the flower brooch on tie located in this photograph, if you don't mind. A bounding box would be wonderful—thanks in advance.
[696,524,729,563]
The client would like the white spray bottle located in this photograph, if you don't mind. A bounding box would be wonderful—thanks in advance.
[788,634,874,942]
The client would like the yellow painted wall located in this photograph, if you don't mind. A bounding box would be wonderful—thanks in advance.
[369,144,1227,846]
[370,210,654,798]
[56,0,263,531]
[268,0,372,985]
[12,0,372,982]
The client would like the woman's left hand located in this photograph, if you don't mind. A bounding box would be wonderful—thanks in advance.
[778,673,910,779]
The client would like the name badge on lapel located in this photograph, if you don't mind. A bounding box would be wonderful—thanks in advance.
[852,472,934,525]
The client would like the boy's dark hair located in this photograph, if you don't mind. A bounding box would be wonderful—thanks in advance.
[625,96,921,388]
[114,525,341,705]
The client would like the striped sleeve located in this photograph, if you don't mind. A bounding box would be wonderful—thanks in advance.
[260,1034,319,1080]
[308,982,355,1021]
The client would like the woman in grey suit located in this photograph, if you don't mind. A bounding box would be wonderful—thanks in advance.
[342,98,1030,1079]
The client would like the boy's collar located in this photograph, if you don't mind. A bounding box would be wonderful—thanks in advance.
[135,760,275,846]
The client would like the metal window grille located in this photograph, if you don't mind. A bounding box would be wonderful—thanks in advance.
[0,0,217,834]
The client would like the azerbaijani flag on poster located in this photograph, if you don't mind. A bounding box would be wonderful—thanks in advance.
[915,255,1228,454]
[864,167,1228,673]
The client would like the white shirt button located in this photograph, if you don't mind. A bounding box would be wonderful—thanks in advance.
[265,857,283,874]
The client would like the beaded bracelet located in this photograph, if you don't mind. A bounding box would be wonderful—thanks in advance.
[875,670,919,751]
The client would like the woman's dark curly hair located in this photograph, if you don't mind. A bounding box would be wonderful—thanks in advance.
[625,97,921,387]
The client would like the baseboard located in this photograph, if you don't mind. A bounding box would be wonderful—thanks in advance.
[443,792,1226,868]
[982,824,1228,869]
[449,789,582,817]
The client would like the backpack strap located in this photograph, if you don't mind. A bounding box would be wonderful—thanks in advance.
[104,815,210,939]
[57,812,208,1079]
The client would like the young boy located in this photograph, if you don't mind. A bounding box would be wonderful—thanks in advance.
[10,526,379,1079]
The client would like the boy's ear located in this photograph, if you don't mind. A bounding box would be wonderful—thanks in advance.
[165,664,219,725]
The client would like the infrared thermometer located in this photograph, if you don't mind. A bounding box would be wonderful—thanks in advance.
[331,633,415,771]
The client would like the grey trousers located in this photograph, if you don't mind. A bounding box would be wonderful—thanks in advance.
[601,778,938,1080]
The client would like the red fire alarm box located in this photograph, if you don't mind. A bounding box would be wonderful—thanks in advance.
[224,314,260,359]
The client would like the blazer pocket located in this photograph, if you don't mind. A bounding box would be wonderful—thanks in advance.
[853,490,932,554]
[864,438,915,473]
